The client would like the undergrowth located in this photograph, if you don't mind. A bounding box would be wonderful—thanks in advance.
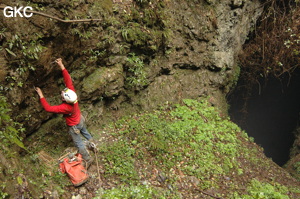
[0,94,25,150]
[241,179,296,199]
[96,99,300,198]
[98,184,180,199]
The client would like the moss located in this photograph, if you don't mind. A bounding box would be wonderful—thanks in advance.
[81,64,123,95]
[118,0,170,54]
[81,68,107,94]
[99,0,113,13]
[228,63,241,91]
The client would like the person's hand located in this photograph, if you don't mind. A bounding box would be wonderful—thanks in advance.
[35,87,44,98]
[55,58,65,70]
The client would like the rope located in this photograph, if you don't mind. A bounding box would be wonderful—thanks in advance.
[90,143,102,192]
[94,149,102,186]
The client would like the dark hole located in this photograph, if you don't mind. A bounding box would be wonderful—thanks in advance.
[228,70,300,166]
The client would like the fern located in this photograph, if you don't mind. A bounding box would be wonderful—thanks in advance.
[0,95,26,150]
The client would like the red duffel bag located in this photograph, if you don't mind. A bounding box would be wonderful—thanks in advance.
[59,153,89,186]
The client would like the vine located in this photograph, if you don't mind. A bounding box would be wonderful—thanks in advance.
[239,0,300,82]
[231,0,300,123]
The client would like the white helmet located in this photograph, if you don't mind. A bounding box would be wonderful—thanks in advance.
[62,88,78,104]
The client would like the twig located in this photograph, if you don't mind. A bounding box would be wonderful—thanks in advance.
[199,113,209,123]
[195,188,226,199]
[58,152,71,161]
[0,5,102,23]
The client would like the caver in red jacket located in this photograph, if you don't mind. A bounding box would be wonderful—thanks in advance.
[35,58,93,163]
[40,69,81,126]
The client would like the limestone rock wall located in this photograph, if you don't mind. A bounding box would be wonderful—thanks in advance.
[0,0,262,134]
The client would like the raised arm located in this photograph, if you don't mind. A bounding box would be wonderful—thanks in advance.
[56,58,75,91]
[56,58,65,70]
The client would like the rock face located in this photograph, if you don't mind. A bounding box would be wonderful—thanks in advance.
[4,1,300,198]
[0,0,262,133]
[129,0,262,112]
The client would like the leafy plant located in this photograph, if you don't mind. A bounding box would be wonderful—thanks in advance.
[0,183,8,199]
[294,161,300,174]
[125,53,149,89]
[96,98,300,198]
[100,140,138,183]
[0,28,6,40]
[121,22,152,47]
[0,95,26,150]
[70,28,93,39]
[242,179,290,199]
[4,33,44,90]
[120,1,170,52]
[6,34,44,64]
[109,99,244,186]
[3,33,45,89]
[83,49,107,61]
[98,184,180,199]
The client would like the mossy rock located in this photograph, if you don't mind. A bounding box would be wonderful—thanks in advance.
[81,64,124,100]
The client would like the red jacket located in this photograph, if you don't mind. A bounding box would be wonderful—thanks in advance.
[40,69,81,126]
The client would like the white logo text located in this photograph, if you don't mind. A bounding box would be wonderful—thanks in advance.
[3,6,33,18]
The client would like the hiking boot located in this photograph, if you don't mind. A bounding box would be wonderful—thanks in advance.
[85,140,97,151]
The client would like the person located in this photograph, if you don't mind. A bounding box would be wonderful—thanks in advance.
[35,58,93,165]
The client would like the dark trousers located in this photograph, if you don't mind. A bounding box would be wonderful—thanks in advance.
[68,115,92,160]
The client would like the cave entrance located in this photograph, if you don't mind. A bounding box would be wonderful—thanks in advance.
[228,70,300,166]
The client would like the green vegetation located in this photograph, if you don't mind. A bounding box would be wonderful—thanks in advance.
[70,28,93,39]
[5,34,44,71]
[102,99,246,191]
[295,162,300,174]
[3,33,45,90]
[101,139,138,183]
[96,99,300,198]
[121,22,151,46]
[0,95,25,150]
[0,183,8,199]
[120,0,170,52]
[292,161,300,180]
[125,53,148,89]
[98,184,180,199]
[20,153,69,196]
[242,179,291,199]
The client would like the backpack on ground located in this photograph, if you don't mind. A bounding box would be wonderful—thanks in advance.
[59,153,89,186]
